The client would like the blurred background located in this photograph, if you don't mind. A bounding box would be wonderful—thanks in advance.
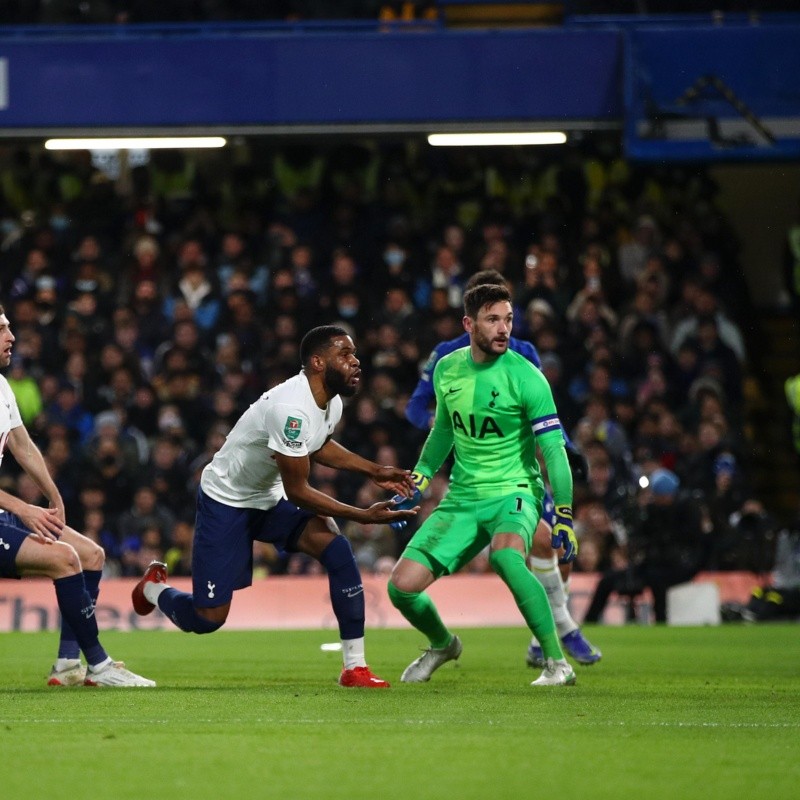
[0,2,797,605]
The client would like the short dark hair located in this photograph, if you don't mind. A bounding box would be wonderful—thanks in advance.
[299,325,350,366]
[463,284,511,319]
[464,269,507,292]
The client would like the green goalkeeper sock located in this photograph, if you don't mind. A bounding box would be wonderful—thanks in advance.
[388,583,452,649]
[489,547,564,661]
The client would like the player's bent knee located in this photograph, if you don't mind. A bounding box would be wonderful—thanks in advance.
[193,615,224,635]
[52,542,82,578]
[388,580,417,607]
[531,525,552,558]
[80,540,105,571]
[60,528,105,571]
[296,516,340,559]
[387,572,423,596]
[195,604,229,632]
[489,547,525,577]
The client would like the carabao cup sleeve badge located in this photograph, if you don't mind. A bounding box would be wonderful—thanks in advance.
[284,416,303,440]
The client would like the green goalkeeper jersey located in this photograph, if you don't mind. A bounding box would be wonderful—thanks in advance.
[415,346,571,504]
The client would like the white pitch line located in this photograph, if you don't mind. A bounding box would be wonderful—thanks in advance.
[5,718,800,729]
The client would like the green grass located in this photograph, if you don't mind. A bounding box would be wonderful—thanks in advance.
[1,625,798,800]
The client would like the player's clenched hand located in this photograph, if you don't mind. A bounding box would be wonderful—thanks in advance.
[551,505,578,564]
[362,499,420,525]
[21,505,64,544]
[389,471,430,531]
[371,465,416,496]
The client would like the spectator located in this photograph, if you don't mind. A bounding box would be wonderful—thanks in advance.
[787,372,800,459]
[219,289,263,364]
[82,507,121,576]
[617,214,660,289]
[44,381,94,447]
[687,315,743,407]
[670,283,746,364]
[5,356,43,426]
[572,498,621,574]
[722,515,800,622]
[9,247,51,302]
[572,394,630,468]
[148,433,193,515]
[83,434,137,517]
[414,243,465,310]
[517,247,571,318]
[784,203,800,311]
[120,522,166,578]
[116,483,176,548]
[163,239,221,333]
[285,241,318,305]
[703,453,764,570]
[373,239,418,297]
[164,519,194,577]
[118,235,166,303]
[584,468,709,624]
[128,277,172,355]
[216,230,270,306]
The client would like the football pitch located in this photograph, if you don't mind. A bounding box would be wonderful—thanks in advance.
[1,624,798,800]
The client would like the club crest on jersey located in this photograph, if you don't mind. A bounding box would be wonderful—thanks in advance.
[284,416,303,440]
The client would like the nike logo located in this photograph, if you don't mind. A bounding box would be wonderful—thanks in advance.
[447,387,462,395]
[346,588,364,598]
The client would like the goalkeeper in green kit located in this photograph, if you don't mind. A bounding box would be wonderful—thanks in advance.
[388,282,578,686]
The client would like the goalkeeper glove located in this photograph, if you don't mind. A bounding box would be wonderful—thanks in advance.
[551,505,578,564]
[389,471,430,531]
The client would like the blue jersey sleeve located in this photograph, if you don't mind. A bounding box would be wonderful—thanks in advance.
[405,373,436,429]
[405,334,469,430]
[509,337,543,370]
[510,335,579,451]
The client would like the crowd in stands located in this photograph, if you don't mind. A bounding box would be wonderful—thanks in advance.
[0,137,780,592]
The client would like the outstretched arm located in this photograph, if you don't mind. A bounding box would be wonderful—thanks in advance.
[310,438,415,496]
[276,453,418,526]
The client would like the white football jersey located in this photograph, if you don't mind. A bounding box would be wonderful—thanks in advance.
[200,371,342,510]
[0,374,23,469]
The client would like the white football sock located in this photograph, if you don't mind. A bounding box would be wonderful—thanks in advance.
[143,580,168,605]
[530,555,578,638]
[342,637,366,670]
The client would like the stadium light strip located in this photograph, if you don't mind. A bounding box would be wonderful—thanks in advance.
[44,136,227,150]
[427,132,567,147]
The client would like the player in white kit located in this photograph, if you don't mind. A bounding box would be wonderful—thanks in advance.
[0,304,154,687]
[132,325,418,687]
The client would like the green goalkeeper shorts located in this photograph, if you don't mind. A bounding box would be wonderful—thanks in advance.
[402,490,541,577]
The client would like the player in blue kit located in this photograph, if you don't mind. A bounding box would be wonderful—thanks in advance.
[404,270,601,667]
